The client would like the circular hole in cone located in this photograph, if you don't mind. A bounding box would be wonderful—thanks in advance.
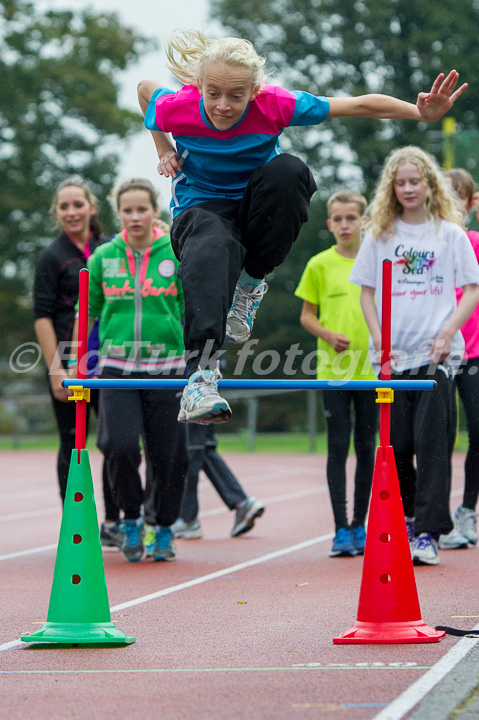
[74,492,84,502]
[379,490,390,500]
[379,573,391,584]
[380,532,391,543]
[73,534,82,544]
[72,574,81,585]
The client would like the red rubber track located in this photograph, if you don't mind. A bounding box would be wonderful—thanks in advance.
[0,449,475,720]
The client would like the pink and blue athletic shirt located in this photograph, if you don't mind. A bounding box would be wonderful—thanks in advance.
[145,84,330,217]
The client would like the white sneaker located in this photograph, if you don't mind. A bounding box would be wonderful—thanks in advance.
[178,366,231,424]
[438,527,469,550]
[454,505,478,545]
[173,518,204,539]
[226,281,268,344]
[411,533,439,566]
[231,497,264,537]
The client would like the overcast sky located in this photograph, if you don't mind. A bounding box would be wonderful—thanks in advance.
[40,0,214,208]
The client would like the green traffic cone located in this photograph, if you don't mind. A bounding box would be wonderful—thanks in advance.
[21,449,135,645]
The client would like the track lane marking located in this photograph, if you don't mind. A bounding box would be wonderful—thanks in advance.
[0,544,58,561]
[0,666,432,675]
[371,629,479,720]
[0,532,333,652]
[0,487,325,561]
[0,508,60,523]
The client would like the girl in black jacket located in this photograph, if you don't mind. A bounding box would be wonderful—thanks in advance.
[33,177,119,540]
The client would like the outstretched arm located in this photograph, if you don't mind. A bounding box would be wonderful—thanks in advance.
[137,79,184,178]
[327,70,467,123]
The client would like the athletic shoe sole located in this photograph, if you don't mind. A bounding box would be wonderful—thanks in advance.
[231,505,265,537]
[329,549,358,557]
[225,328,251,344]
[412,553,440,566]
[178,401,232,424]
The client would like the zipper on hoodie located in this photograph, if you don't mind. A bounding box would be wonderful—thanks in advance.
[133,250,143,371]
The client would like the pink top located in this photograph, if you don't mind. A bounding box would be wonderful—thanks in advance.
[456,231,479,359]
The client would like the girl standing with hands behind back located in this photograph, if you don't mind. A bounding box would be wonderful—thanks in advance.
[350,146,479,566]
[75,179,187,563]
[33,178,119,533]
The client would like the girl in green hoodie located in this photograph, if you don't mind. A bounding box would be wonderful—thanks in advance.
[86,179,187,563]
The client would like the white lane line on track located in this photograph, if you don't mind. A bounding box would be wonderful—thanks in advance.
[0,487,327,560]
[371,629,479,720]
[0,544,58,561]
[201,486,326,516]
[0,532,333,652]
[0,488,55,502]
[0,465,324,524]
[0,508,60,523]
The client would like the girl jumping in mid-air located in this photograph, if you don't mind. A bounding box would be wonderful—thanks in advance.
[137,29,467,425]
[349,146,479,567]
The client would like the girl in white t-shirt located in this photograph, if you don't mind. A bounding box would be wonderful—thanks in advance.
[350,146,479,566]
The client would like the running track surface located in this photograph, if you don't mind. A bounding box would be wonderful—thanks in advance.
[1,449,478,720]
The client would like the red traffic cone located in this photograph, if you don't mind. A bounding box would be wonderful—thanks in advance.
[334,445,445,644]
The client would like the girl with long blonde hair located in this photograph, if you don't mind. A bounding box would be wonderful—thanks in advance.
[350,146,479,567]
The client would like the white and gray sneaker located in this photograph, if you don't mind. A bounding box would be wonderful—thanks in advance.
[454,504,478,545]
[178,366,231,424]
[173,518,204,539]
[231,497,265,537]
[226,281,268,344]
[411,533,439,566]
[438,526,469,550]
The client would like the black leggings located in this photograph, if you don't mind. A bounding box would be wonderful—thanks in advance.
[322,389,377,531]
[391,365,455,536]
[97,367,187,526]
[170,154,317,375]
[455,357,479,510]
[180,424,247,522]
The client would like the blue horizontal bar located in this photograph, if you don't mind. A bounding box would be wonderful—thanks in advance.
[63,379,436,391]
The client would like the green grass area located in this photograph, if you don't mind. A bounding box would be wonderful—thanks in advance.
[0,431,470,454]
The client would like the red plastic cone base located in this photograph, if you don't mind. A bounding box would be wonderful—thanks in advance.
[333,446,445,645]
[333,619,446,644]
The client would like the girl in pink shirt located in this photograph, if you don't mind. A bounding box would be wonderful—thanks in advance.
[440,169,479,549]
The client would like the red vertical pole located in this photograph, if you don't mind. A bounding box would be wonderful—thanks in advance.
[379,260,392,451]
[75,268,89,460]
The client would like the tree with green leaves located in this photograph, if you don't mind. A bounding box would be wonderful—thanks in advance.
[209,0,479,431]
[212,0,478,193]
[0,0,153,372]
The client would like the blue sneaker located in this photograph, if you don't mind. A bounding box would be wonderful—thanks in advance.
[412,533,439,566]
[351,525,366,554]
[119,518,144,562]
[178,366,231,424]
[329,527,357,557]
[154,526,176,561]
[226,281,268,344]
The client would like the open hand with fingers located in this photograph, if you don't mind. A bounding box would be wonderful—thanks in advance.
[158,151,184,179]
[416,70,468,122]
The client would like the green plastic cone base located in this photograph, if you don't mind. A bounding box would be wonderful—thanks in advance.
[21,622,135,645]
[22,449,135,647]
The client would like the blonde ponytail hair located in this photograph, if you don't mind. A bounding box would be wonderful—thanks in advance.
[165,29,266,88]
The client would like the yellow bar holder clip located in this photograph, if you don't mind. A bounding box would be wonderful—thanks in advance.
[67,385,91,402]
[376,387,394,404]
